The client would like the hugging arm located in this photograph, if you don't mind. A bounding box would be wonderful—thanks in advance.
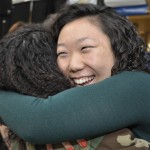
[0,71,150,144]
[0,118,4,124]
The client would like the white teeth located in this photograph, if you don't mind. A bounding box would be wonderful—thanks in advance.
[73,76,94,85]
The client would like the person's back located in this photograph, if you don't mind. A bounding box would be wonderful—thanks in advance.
[0,24,72,149]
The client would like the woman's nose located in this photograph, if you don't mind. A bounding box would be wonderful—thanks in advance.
[68,53,85,73]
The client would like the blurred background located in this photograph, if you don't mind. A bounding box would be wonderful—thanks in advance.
[0,0,150,51]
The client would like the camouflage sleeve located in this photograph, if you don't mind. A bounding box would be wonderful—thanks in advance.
[0,71,150,144]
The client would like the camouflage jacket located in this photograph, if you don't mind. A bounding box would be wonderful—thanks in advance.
[1,127,150,150]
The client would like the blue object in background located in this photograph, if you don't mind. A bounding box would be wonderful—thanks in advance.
[114,4,148,16]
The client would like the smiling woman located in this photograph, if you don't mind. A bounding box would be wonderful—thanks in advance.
[0,3,150,150]
[57,17,115,85]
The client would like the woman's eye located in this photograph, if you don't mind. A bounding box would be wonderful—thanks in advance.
[81,46,94,51]
[57,52,68,58]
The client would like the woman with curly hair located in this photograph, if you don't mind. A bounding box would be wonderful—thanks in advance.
[0,3,150,150]
[0,24,71,97]
[0,24,72,150]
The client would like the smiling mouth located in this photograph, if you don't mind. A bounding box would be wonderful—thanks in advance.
[72,76,94,86]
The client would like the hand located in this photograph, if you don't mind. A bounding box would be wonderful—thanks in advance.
[46,139,87,150]
[0,125,11,150]
[46,144,53,150]
[77,139,87,147]
[62,139,87,150]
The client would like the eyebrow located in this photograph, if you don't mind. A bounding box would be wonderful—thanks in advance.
[57,37,96,47]
[57,43,65,47]
[77,37,96,43]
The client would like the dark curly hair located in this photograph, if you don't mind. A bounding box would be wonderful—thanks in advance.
[0,24,72,98]
[0,24,73,150]
[52,3,150,75]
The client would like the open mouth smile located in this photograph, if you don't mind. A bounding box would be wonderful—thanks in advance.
[73,76,94,86]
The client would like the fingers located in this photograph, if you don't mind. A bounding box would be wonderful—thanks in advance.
[46,142,74,150]
[0,125,12,150]
[46,139,88,150]
[0,125,9,140]
[62,141,74,150]
[77,139,87,148]
[46,144,53,150]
